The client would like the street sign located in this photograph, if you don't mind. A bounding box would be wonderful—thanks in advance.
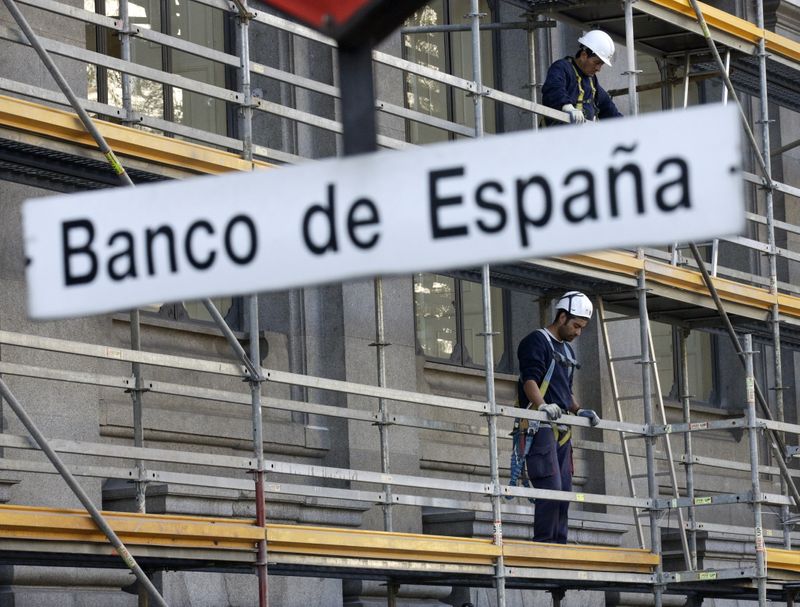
[259,0,429,46]
[23,104,744,320]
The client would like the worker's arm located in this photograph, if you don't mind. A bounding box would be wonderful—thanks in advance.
[523,379,546,409]
[595,82,623,119]
[541,60,573,110]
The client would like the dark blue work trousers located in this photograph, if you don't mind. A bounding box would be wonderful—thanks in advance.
[525,426,573,544]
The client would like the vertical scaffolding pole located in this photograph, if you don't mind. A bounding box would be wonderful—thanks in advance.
[481,265,505,607]
[248,296,268,607]
[753,0,789,550]
[744,334,768,606]
[638,272,663,607]
[527,19,538,131]
[709,50,732,278]
[129,310,146,513]
[373,277,393,533]
[678,329,698,569]
[624,0,640,116]
[469,3,504,605]
[118,0,133,123]
[235,0,254,162]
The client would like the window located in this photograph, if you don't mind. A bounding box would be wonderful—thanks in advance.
[652,321,717,404]
[86,0,231,136]
[413,272,509,371]
[403,0,497,144]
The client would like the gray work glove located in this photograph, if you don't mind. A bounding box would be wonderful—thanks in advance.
[578,408,601,427]
[538,403,562,420]
[562,103,585,124]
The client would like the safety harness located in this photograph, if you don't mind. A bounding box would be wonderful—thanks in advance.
[507,329,578,497]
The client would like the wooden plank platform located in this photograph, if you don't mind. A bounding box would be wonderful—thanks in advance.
[0,504,656,580]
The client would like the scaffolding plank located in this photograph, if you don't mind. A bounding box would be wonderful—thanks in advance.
[0,95,266,174]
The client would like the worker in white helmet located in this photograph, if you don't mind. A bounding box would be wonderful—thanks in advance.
[541,30,623,126]
[514,291,601,543]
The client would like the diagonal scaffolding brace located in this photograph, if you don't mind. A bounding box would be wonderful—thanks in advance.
[0,378,170,607]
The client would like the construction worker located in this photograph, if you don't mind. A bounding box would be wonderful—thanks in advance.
[541,30,622,125]
[516,291,600,543]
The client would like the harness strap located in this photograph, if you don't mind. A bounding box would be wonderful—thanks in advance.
[537,328,576,446]
[570,58,597,119]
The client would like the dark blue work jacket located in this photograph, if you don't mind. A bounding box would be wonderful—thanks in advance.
[541,57,622,125]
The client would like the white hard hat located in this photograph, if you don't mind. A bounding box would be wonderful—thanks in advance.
[578,30,615,67]
[555,291,593,320]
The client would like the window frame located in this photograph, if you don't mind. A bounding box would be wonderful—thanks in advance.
[88,0,238,136]
[413,272,513,374]
[401,0,499,143]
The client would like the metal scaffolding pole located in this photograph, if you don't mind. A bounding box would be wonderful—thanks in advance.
[624,0,640,116]
[0,378,170,607]
[678,329,698,569]
[202,297,268,606]
[637,272,663,607]
[753,0,790,550]
[233,0,254,162]
[248,296,269,607]
[527,16,539,131]
[481,263,506,607]
[129,310,147,514]
[119,0,132,124]
[743,334,768,606]
[469,2,504,605]
[372,276,393,533]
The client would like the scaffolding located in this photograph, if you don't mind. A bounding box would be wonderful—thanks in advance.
[0,0,799,605]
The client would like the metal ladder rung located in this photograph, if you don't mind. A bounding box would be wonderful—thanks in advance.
[630,471,672,479]
[617,394,657,401]
[609,354,643,363]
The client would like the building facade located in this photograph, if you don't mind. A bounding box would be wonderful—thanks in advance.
[0,0,800,605]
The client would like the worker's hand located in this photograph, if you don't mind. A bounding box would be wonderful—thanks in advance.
[562,104,585,124]
[577,408,600,427]
[538,403,562,420]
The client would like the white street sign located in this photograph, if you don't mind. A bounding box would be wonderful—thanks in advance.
[24,104,744,319]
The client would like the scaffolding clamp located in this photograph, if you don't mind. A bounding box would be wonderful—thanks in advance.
[123,375,150,395]
[230,0,256,21]
[115,25,141,37]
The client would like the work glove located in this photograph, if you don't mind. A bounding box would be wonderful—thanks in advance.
[538,403,562,420]
[562,103,585,125]
[577,408,601,427]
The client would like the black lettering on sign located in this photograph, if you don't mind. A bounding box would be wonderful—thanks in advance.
[515,176,551,247]
[562,170,597,223]
[62,219,97,286]
[224,215,257,265]
[475,181,507,234]
[429,167,468,239]
[145,226,178,276]
[185,220,216,270]
[302,184,338,255]
[655,157,691,211]
[347,198,380,249]
[107,231,137,281]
